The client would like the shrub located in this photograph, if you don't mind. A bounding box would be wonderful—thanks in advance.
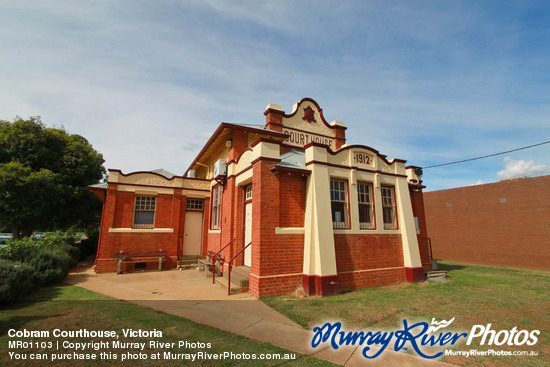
[0,259,38,306]
[26,249,76,285]
[0,231,84,305]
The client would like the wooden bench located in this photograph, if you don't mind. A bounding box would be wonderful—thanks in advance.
[198,250,224,276]
[197,258,213,272]
[116,249,167,274]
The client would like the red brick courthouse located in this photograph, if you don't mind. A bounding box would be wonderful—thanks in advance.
[89,98,432,298]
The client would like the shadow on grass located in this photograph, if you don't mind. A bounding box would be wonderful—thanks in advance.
[0,285,68,338]
[434,262,467,272]
[0,314,65,338]
[0,286,64,311]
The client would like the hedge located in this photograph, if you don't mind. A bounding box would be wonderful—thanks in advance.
[0,231,97,306]
[0,260,38,305]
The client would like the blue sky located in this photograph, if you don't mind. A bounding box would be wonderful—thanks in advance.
[1,0,549,190]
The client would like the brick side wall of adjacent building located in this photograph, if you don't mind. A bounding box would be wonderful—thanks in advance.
[424,175,550,270]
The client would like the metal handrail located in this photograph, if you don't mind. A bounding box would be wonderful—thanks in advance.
[227,242,251,295]
[211,239,235,284]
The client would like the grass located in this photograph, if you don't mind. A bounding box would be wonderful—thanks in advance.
[0,285,335,366]
[262,262,550,366]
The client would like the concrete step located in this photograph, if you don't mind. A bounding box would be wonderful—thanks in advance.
[426,270,448,282]
[427,270,448,278]
[222,268,249,289]
[232,265,251,278]
[181,255,205,261]
[179,263,198,270]
[179,256,206,270]
[215,276,249,294]
[204,266,223,277]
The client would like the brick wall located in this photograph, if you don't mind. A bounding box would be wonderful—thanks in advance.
[279,173,307,227]
[228,130,249,163]
[409,187,432,268]
[95,188,183,272]
[334,234,406,290]
[338,268,406,291]
[250,274,303,297]
[334,234,404,271]
[249,160,306,297]
[424,176,550,270]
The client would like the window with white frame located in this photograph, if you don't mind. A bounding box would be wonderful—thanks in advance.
[330,179,350,229]
[210,185,222,229]
[186,199,204,211]
[245,184,252,200]
[133,195,156,229]
[358,182,375,229]
[382,186,398,229]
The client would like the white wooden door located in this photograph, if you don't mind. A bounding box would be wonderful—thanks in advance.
[243,201,252,267]
[183,211,203,255]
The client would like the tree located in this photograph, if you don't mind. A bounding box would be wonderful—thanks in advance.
[0,117,105,238]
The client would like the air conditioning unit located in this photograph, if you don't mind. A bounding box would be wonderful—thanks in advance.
[214,159,227,178]
[187,170,196,178]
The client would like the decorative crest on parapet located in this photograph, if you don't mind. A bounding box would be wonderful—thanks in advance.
[302,106,316,123]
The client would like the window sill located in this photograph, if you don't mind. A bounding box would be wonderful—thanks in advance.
[108,228,174,233]
[275,227,305,234]
[333,228,401,235]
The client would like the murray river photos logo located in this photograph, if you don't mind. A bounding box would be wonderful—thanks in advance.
[311,318,540,360]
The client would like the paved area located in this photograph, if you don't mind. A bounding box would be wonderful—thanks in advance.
[65,262,452,366]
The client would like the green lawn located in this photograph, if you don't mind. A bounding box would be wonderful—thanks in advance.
[0,285,334,366]
[262,262,549,366]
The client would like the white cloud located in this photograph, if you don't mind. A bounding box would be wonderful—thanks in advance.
[469,180,484,186]
[0,1,549,190]
[497,157,550,180]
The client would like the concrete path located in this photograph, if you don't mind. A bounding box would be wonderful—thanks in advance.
[65,263,452,366]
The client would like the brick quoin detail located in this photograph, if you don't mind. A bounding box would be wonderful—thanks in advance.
[424,176,550,270]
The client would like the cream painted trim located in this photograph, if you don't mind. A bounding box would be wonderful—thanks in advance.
[333,229,401,235]
[395,178,422,268]
[135,189,160,195]
[265,103,283,111]
[182,189,210,198]
[108,228,174,233]
[252,140,280,162]
[330,120,345,127]
[208,229,221,234]
[108,171,120,183]
[338,266,404,274]
[235,168,253,186]
[249,272,302,279]
[117,185,174,195]
[275,227,305,234]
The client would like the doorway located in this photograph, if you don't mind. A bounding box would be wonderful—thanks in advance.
[183,199,204,255]
[243,185,252,267]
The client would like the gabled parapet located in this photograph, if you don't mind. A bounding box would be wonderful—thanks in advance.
[265,98,347,150]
